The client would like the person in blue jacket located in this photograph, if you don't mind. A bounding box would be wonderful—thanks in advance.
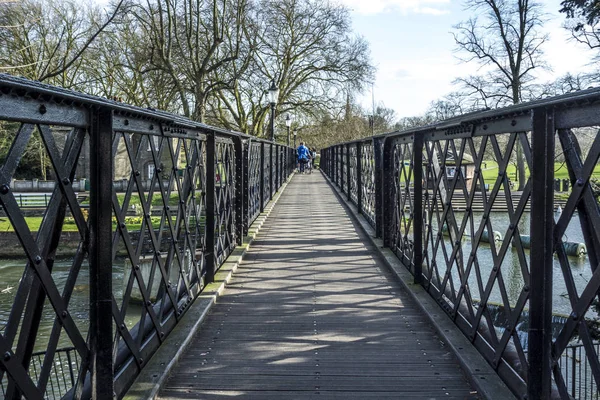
[297,142,311,173]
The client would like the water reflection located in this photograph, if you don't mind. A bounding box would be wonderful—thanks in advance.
[0,259,136,352]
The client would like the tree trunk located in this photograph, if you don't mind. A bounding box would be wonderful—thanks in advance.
[512,82,526,191]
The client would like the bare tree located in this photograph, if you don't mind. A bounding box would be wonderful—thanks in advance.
[129,0,251,122]
[213,0,374,138]
[0,0,124,86]
[561,0,600,63]
[453,0,549,190]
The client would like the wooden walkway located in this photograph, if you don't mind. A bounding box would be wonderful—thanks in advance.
[158,172,478,400]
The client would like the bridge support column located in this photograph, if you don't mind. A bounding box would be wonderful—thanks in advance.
[205,133,216,283]
[346,143,351,201]
[234,137,244,245]
[357,143,362,212]
[374,137,384,238]
[528,107,555,400]
[260,142,265,212]
[89,107,114,398]
[413,134,423,285]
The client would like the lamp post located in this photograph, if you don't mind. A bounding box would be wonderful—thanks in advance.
[293,130,297,148]
[285,114,292,147]
[267,80,279,142]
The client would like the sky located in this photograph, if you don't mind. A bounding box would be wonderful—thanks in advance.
[336,0,597,119]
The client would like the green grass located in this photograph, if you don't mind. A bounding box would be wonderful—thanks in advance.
[480,161,600,184]
[0,216,175,233]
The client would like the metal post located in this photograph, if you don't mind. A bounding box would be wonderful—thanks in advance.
[275,145,280,190]
[287,126,290,147]
[382,137,393,247]
[260,142,265,212]
[269,143,273,200]
[346,143,351,201]
[89,107,113,398]
[205,133,216,283]
[374,137,384,237]
[528,107,555,400]
[357,142,362,212]
[270,104,275,143]
[243,141,250,236]
[413,134,424,284]
[234,137,244,245]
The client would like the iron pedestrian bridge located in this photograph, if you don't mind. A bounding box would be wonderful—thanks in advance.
[0,74,599,400]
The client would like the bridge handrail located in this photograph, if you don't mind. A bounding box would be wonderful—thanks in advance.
[321,88,600,400]
[0,73,295,399]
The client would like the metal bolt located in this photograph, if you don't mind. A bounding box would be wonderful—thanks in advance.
[135,265,140,271]
[139,358,144,364]
[166,206,170,211]
[0,184,9,194]
[35,256,42,264]
[523,285,529,292]
[62,178,70,185]
[577,179,584,186]
[3,351,11,361]
[483,125,488,130]
[124,119,129,126]
[156,168,162,173]
[149,124,154,130]
[146,301,152,306]
[120,324,125,329]
[161,331,165,337]
[571,312,578,320]
[62,310,68,318]
[509,224,515,229]
[120,223,126,229]
[39,104,47,115]
[511,120,517,126]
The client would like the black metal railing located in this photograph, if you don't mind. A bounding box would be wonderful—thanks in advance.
[0,347,80,400]
[0,74,293,399]
[322,87,600,400]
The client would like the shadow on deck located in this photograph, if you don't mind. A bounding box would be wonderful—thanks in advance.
[154,173,483,400]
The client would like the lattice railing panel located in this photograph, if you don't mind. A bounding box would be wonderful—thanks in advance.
[263,145,271,209]
[389,139,415,271]
[360,142,376,228]
[0,121,92,399]
[551,127,600,399]
[422,133,532,384]
[214,138,236,266]
[349,144,358,205]
[247,141,262,226]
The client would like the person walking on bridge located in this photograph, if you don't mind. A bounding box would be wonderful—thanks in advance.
[297,142,311,174]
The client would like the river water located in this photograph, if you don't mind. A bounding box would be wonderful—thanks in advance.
[0,211,594,352]
[0,260,140,352]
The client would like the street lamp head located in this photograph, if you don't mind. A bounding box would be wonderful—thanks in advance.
[285,114,292,127]
[267,79,279,105]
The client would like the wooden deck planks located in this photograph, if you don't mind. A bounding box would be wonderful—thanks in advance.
[158,173,478,400]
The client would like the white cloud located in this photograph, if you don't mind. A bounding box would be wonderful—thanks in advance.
[336,0,450,16]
